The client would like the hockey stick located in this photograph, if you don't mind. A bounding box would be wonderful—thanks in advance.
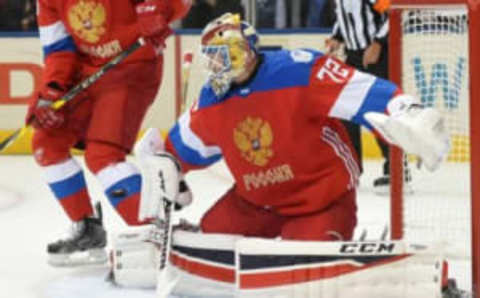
[180,51,193,113]
[0,38,145,152]
[156,51,194,298]
[155,199,177,298]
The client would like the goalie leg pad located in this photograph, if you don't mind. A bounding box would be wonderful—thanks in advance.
[109,225,163,288]
[170,231,449,298]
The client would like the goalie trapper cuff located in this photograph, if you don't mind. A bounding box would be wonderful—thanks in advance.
[387,94,422,117]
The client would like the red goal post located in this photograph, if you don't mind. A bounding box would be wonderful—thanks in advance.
[389,0,480,295]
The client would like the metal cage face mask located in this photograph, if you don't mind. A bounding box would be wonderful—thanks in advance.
[201,44,233,97]
[201,39,250,97]
[202,45,232,75]
[200,13,258,97]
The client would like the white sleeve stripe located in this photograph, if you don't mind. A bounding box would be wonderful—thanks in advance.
[96,162,140,190]
[44,158,81,183]
[39,20,70,46]
[178,112,222,158]
[322,127,359,189]
[328,71,376,120]
[332,22,339,36]
[375,21,389,39]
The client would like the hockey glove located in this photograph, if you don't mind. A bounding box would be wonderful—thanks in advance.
[135,128,193,222]
[365,95,450,172]
[136,0,174,55]
[26,82,66,129]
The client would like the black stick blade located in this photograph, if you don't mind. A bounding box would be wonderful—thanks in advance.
[0,129,22,152]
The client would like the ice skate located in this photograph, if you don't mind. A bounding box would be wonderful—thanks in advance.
[47,204,107,267]
[442,279,471,298]
[373,160,413,196]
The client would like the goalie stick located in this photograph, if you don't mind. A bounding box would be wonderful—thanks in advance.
[0,38,145,152]
[155,51,194,298]
[155,199,177,297]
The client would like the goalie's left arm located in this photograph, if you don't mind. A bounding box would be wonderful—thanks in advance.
[308,56,450,171]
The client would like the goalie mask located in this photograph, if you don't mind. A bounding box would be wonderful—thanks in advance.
[200,13,259,97]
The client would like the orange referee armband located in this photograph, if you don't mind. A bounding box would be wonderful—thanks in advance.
[373,0,390,14]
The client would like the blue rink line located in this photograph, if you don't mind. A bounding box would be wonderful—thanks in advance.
[0,27,332,38]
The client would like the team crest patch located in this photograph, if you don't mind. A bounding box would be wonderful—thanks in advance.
[68,0,107,43]
[233,117,274,167]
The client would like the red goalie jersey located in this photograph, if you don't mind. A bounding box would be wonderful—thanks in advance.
[166,49,401,216]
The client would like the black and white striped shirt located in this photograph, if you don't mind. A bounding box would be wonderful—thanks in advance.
[332,0,389,51]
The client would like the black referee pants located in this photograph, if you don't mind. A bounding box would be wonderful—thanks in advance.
[343,46,390,175]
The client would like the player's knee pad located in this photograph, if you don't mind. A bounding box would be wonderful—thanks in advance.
[32,130,73,166]
[84,141,127,174]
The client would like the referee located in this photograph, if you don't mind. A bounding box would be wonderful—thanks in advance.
[325,0,394,193]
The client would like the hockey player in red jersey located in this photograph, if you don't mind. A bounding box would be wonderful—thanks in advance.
[144,13,449,242]
[27,0,191,266]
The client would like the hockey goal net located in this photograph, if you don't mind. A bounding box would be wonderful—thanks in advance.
[389,0,480,295]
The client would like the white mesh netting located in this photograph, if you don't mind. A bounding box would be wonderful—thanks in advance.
[398,6,471,288]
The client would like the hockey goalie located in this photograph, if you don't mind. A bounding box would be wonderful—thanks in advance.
[109,13,465,298]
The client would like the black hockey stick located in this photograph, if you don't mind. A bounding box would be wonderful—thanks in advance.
[0,38,145,152]
[155,199,178,297]
[156,51,194,297]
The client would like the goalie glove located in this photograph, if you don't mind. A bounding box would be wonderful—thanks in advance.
[134,128,193,222]
[365,95,450,172]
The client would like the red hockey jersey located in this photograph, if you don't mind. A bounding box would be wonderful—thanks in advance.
[166,49,400,215]
[37,0,190,86]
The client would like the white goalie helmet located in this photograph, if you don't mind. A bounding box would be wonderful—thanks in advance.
[200,13,259,96]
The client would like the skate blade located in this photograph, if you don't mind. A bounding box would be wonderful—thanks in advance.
[48,248,108,267]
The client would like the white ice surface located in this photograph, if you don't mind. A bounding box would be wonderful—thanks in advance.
[0,156,470,297]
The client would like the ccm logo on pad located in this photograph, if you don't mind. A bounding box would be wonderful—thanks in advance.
[340,242,396,254]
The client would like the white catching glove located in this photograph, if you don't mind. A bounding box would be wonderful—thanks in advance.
[364,95,450,172]
[134,128,193,222]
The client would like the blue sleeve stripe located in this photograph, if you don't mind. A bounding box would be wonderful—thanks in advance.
[352,78,397,129]
[43,36,76,57]
[49,171,86,200]
[105,174,141,208]
[169,124,222,166]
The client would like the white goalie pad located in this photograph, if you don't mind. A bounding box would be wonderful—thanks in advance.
[110,227,449,297]
[134,128,181,221]
[109,225,164,288]
[236,239,444,298]
[365,95,451,172]
[169,230,241,297]
[168,230,446,298]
